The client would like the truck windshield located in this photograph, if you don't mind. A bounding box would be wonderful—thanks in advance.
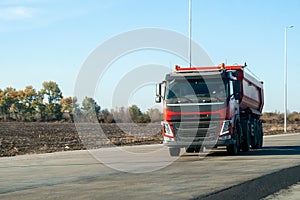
[165,79,228,104]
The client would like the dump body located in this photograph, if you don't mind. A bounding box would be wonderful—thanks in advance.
[156,64,264,156]
[238,70,264,115]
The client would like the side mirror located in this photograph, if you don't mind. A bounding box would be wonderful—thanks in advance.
[156,83,162,103]
[233,80,242,100]
[155,96,161,103]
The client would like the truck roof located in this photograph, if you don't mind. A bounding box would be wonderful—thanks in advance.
[174,63,244,72]
[172,63,263,87]
[167,70,224,80]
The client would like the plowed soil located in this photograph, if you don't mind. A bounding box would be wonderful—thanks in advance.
[0,122,162,157]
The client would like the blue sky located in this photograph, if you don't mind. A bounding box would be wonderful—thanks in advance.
[1,0,299,112]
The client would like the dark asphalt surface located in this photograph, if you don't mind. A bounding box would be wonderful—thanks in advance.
[196,164,300,200]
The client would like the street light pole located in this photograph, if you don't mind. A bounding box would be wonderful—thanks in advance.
[188,0,192,68]
[284,25,294,133]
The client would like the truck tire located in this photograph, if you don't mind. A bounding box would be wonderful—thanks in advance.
[251,119,261,149]
[241,121,251,152]
[227,143,238,155]
[227,121,240,155]
[199,146,206,153]
[257,121,263,149]
[251,119,258,149]
[185,147,195,153]
[185,146,202,153]
[169,148,180,157]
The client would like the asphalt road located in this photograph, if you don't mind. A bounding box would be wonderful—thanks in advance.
[264,182,300,200]
[1,133,300,200]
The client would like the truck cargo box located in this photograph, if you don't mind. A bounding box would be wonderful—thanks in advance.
[238,70,264,115]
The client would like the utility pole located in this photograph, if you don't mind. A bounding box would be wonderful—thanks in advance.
[188,0,192,68]
[284,25,294,133]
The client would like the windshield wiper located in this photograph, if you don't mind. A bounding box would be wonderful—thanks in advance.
[210,97,224,102]
[177,96,194,103]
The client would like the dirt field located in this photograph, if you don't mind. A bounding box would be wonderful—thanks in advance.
[0,122,299,157]
[0,122,162,157]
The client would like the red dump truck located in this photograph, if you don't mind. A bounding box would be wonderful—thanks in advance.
[156,63,264,156]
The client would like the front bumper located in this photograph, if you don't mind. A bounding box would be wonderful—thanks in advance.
[163,136,235,148]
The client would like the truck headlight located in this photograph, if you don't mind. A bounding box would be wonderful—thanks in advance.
[220,120,231,136]
[162,122,174,137]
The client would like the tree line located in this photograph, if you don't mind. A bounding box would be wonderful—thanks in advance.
[0,81,162,123]
[3,81,298,124]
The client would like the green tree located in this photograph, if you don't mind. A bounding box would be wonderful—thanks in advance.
[40,81,63,121]
[0,86,39,121]
[81,97,101,122]
[20,86,38,121]
[60,97,79,122]
[128,105,150,123]
[99,108,115,123]
[129,105,142,123]
[41,81,63,104]
[0,87,19,121]
[35,91,46,121]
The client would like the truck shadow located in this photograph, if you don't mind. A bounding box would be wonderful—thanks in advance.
[179,146,300,160]
[204,145,300,157]
[243,146,300,156]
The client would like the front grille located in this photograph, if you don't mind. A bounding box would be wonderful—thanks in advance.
[171,114,220,121]
[171,120,220,142]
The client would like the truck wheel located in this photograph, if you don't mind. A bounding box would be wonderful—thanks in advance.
[251,119,258,149]
[185,147,195,153]
[199,146,206,153]
[241,121,251,152]
[257,121,263,149]
[227,144,237,155]
[227,124,240,155]
[169,148,180,157]
[226,144,238,155]
[251,119,261,149]
[194,147,201,153]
